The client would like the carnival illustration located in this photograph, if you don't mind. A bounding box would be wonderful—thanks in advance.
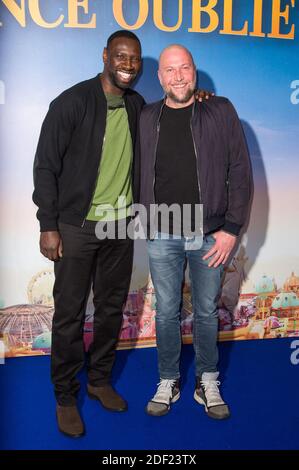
[1,256,299,357]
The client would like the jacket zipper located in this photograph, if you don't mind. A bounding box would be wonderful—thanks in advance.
[151,101,165,237]
[190,103,202,205]
[153,101,166,201]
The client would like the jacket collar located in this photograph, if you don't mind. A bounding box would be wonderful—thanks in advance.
[157,95,197,122]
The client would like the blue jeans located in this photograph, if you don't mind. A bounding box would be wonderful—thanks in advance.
[147,233,224,379]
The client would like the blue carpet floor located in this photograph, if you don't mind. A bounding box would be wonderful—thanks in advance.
[0,337,298,450]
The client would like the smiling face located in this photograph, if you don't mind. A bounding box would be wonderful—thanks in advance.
[158,45,196,108]
[101,36,142,95]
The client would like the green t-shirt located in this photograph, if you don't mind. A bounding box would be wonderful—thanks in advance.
[87,93,133,221]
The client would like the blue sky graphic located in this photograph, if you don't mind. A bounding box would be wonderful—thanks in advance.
[0,0,298,176]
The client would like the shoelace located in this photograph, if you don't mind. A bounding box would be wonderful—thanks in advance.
[200,380,221,401]
[156,379,176,397]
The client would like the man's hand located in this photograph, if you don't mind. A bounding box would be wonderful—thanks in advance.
[40,231,63,261]
[202,231,237,268]
[195,89,215,102]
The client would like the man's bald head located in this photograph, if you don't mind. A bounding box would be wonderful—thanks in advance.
[158,45,196,108]
[159,45,195,69]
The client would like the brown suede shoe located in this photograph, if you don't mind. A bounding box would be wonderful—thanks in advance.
[56,404,85,438]
[87,384,128,412]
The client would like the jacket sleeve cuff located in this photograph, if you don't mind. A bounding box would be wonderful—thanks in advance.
[222,220,242,236]
[39,219,59,232]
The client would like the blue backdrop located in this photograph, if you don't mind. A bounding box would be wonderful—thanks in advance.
[0,0,299,355]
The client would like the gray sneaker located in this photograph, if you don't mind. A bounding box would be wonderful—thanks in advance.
[146,379,180,416]
[194,372,230,420]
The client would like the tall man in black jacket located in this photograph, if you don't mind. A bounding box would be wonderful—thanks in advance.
[139,45,251,419]
[33,30,144,437]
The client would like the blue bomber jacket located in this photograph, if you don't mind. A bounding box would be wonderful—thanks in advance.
[139,97,252,237]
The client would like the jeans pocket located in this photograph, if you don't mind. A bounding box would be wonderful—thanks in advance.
[205,233,216,244]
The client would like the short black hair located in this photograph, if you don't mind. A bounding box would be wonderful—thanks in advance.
[106,30,141,50]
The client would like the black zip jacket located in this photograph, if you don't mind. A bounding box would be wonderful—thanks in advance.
[139,97,251,237]
[33,74,145,232]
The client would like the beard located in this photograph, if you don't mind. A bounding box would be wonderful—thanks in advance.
[165,83,195,104]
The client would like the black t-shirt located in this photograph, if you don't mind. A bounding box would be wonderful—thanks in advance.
[155,103,200,235]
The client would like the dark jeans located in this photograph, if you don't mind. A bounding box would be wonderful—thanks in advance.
[51,220,133,406]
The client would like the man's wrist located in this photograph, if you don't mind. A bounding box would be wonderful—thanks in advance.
[222,220,241,236]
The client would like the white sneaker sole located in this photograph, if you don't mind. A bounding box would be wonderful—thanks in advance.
[151,390,181,405]
[193,391,230,419]
[146,391,181,417]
